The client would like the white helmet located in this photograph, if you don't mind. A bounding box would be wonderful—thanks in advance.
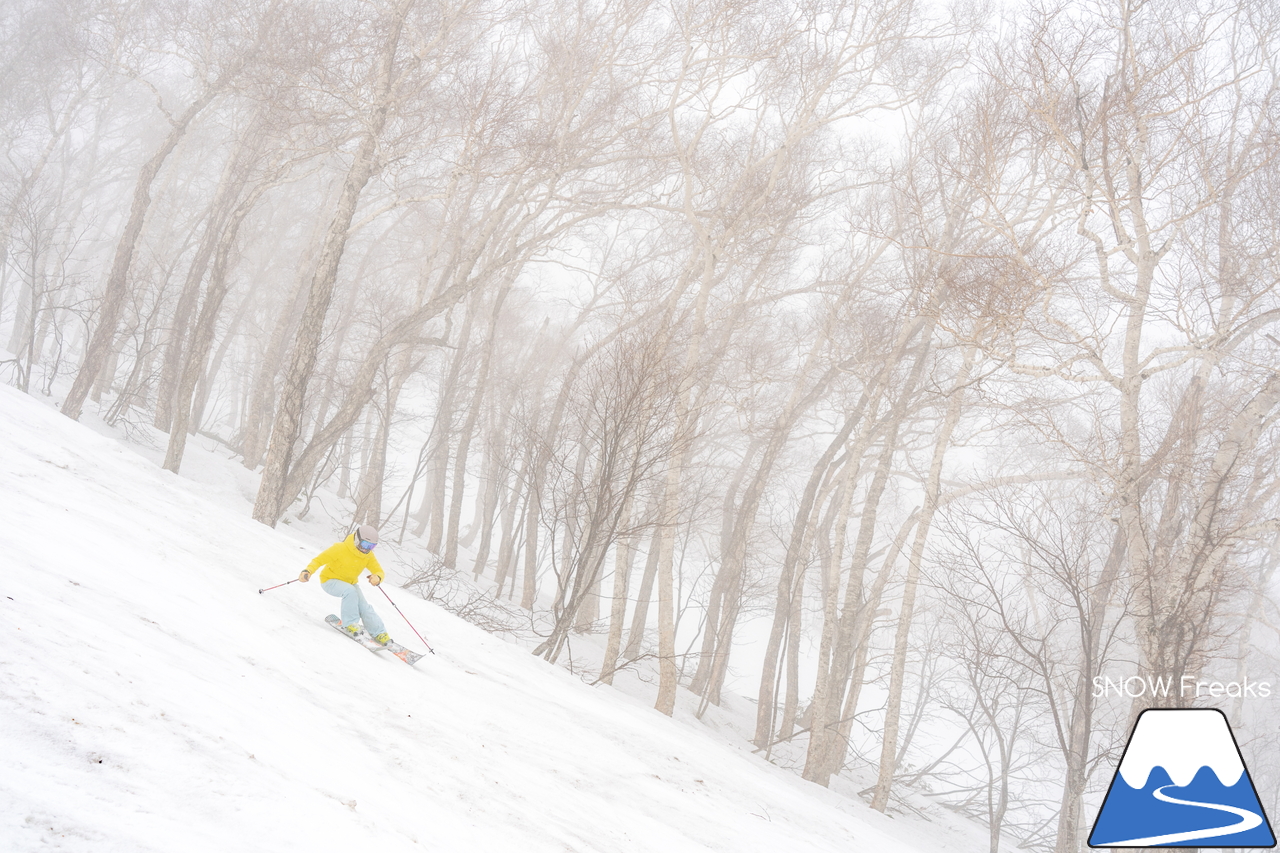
[355,524,379,552]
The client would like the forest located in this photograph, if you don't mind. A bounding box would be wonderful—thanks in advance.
[2,0,1278,850]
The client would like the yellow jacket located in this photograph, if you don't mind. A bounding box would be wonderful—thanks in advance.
[307,534,385,585]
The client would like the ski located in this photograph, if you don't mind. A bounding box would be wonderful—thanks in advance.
[324,615,423,664]
[382,640,424,666]
[325,614,390,653]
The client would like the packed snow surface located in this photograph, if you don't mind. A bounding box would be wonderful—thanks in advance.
[0,385,936,852]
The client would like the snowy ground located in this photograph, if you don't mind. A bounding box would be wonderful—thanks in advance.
[0,383,988,852]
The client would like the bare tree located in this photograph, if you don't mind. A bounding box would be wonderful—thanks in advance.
[532,329,682,661]
[252,0,423,524]
[63,0,278,421]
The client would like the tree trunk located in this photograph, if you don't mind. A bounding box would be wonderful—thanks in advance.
[429,302,476,553]
[239,215,323,467]
[753,417,858,747]
[520,481,541,610]
[600,494,635,684]
[470,423,506,578]
[804,405,905,783]
[155,133,253,432]
[494,446,531,592]
[63,88,220,421]
[623,523,663,660]
[162,186,255,471]
[871,345,976,811]
[252,0,410,525]
[756,301,938,749]
[354,358,414,527]
[447,284,510,567]
[190,290,252,436]
[824,508,916,783]
[652,452,685,716]
[691,440,763,698]
[1053,525,1125,853]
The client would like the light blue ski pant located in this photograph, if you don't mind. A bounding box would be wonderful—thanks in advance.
[321,579,387,636]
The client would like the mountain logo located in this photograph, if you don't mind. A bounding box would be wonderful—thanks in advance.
[1089,708,1275,848]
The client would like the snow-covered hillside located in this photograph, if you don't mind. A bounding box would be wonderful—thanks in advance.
[1,384,962,852]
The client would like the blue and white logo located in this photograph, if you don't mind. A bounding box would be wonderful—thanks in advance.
[1089,708,1275,847]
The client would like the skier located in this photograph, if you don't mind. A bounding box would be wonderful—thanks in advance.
[299,524,391,645]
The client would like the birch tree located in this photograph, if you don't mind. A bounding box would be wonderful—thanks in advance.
[998,0,1280,725]
[63,0,278,421]
[252,0,422,524]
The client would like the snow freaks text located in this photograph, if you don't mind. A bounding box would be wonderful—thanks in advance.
[1093,676,1273,700]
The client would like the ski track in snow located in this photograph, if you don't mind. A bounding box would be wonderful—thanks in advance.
[0,385,941,852]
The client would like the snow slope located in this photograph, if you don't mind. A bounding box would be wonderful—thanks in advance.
[0,383,938,852]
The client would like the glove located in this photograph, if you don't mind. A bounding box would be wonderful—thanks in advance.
[368,574,382,586]
[299,570,311,583]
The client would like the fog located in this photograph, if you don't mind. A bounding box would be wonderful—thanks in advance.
[2,0,1278,850]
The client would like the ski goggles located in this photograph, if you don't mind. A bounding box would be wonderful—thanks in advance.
[357,537,377,553]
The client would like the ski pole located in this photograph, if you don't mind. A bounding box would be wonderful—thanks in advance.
[379,586,435,654]
[258,578,300,594]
